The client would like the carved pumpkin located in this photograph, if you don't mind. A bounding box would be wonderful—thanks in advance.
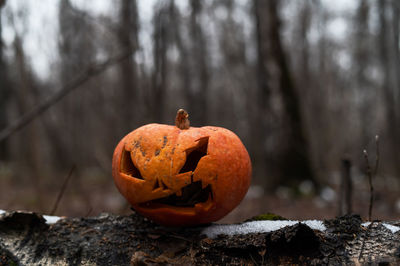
[112,109,251,226]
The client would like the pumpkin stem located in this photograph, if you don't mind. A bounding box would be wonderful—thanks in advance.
[175,109,190,129]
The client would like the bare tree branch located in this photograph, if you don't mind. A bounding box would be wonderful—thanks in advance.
[0,49,134,143]
[50,165,76,216]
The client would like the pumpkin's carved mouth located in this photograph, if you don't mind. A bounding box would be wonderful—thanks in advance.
[142,136,213,208]
[141,181,213,207]
[146,181,212,207]
[121,136,214,208]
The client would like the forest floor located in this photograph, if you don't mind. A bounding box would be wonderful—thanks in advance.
[1,171,400,223]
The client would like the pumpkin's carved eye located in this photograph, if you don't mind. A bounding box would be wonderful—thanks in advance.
[179,137,209,174]
[120,149,144,180]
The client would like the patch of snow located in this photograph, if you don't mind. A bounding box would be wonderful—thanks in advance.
[202,220,326,239]
[382,224,400,234]
[0,209,62,224]
[362,222,400,234]
[304,220,327,231]
[43,215,62,224]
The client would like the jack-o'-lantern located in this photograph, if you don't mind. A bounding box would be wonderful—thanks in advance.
[112,109,251,226]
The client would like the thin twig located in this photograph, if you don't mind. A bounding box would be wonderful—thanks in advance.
[359,136,380,261]
[85,206,93,217]
[363,135,380,222]
[0,49,135,143]
[50,165,76,215]
[363,150,373,221]
[374,135,380,176]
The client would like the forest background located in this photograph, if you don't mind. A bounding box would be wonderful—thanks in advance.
[0,0,399,222]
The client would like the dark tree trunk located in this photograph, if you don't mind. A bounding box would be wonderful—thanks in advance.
[12,35,44,210]
[252,0,271,187]
[56,0,95,168]
[392,1,400,153]
[378,0,400,177]
[298,2,311,87]
[169,0,191,116]
[266,0,317,187]
[0,2,10,160]
[117,0,139,129]
[188,0,209,126]
[151,2,169,123]
[354,0,371,151]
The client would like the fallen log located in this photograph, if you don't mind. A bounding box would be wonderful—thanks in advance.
[1,210,400,265]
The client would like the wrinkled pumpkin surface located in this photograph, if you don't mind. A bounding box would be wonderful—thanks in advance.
[112,110,251,226]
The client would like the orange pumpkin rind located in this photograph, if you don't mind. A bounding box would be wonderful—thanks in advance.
[112,109,251,226]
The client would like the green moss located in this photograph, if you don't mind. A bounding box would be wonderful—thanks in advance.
[246,213,287,222]
[8,260,18,266]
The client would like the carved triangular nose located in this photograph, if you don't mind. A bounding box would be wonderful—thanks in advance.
[152,178,169,191]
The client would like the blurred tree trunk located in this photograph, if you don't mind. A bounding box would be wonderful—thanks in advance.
[393,1,400,152]
[151,2,169,123]
[216,1,250,135]
[169,0,191,114]
[298,2,311,87]
[117,0,139,129]
[266,0,317,187]
[317,6,327,80]
[253,0,271,187]
[378,0,400,176]
[354,0,371,151]
[57,0,81,168]
[187,0,209,126]
[56,0,95,168]
[394,2,400,85]
[296,2,328,179]
[12,35,44,210]
[0,1,10,160]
